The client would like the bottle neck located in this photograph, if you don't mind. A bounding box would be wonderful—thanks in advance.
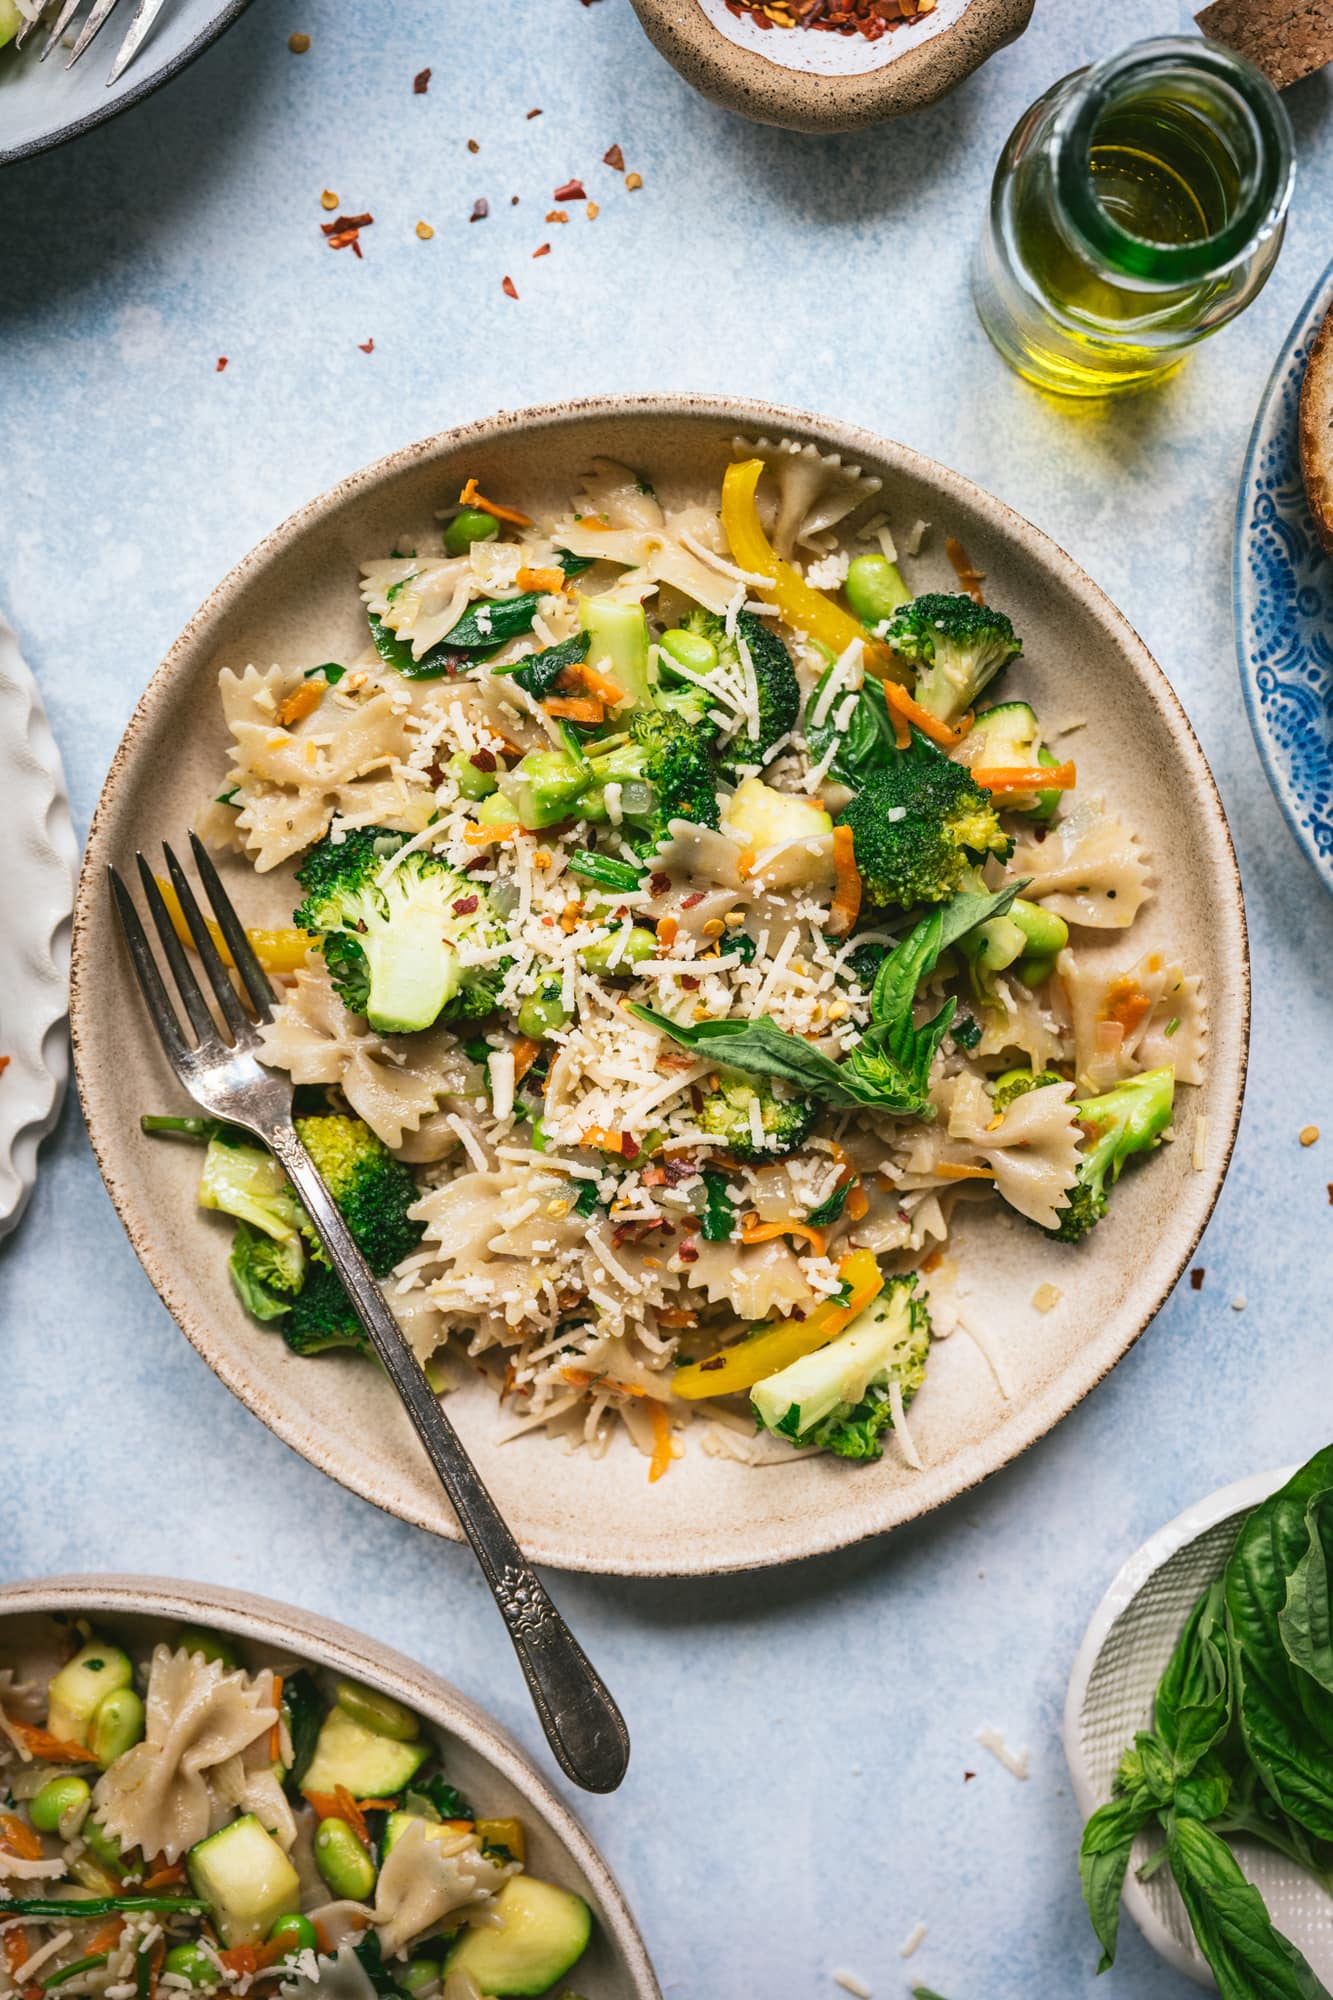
[1047,37,1293,294]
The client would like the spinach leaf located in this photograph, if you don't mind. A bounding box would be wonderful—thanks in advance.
[407,1774,474,1821]
[281,1669,323,1797]
[556,548,593,578]
[573,1181,601,1218]
[1166,1814,1333,2000]
[1279,1492,1333,1696]
[1079,1792,1158,1972]
[353,1932,411,2000]
[701,1171,734,1243]
[803,671,898,785]
[368,612,466,682]
[443,591,544,652]
[494,631,590,704]
[806,1180,852,1227]
[307,661,346,683]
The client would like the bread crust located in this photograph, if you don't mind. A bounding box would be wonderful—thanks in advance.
[1298,300,1333,557]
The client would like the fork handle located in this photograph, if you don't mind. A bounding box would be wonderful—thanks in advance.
[268,1126,630,1795]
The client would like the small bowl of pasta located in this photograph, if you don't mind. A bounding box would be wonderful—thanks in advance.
[0,1577,657,2000]
[71,396,1248,1577]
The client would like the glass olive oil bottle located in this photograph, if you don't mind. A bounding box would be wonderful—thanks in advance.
[973,37,1294,397]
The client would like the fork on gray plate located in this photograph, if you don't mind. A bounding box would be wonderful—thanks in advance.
[108,833,630,1795]
[20,0,171,86]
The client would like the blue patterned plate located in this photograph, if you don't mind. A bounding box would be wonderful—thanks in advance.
[1235,259,1333,889]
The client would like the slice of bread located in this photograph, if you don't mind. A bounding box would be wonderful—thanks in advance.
[1299,300,1333,556]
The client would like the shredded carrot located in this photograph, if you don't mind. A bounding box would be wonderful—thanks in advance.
[735,847,757,878]
[560,1367,647,1398]
[945,535,986,604]
[920,1246,945,1273]
[217,1938,290,1979]
[1105,981,1152,1036]
[302,1790,344,1821]
[440,1819,476,1834]
[570,659,626,706]
[140,1864,187,1892]
[889,707,911,749]
[845,1183,869,1221]
[972,760,1076,795]
[4,1930,29,1976]
[827,824,862,938]
[515,565,566,594]
[542,695,604,723]
[463,820,520,846]
[334,1786,371,1848]
[458,478,532,527]
[268,1675,283,1763]
[880,679,973,748]
[934,1161,996,1181]
[647,1400,674,1483]
[511,1036,542,1082]
[579,1126,626,1154]
[10,1721,97,1764]
[656,1308,698,1327]
[275,680,326,728]
[85,1921,125,1957]
[656,915,679,950]
[0,1814,43,1862]
[739,1214,829,1256]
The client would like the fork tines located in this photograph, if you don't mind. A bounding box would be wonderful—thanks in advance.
[34,0,171,83]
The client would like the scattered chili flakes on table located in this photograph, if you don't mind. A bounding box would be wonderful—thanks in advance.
[359,338,375,353]
[467,138,480,153]
[603,142,624,170]
[320,187,338,210]
[553,178,586,202]
[1189,1267,1206,1290]
[625,171,643,190]
[546,208,569,224]
[288,30,310,52]
[502,275,518,299]
[0,1056,10,1078]
[215,356,228,372]
[322,212,373,256]
[587,201,600,220]
[527,107,542,119]
[1300,1124,1321,1146]
[416,220,434,240]
[413,66,431,92]
[470,198,489,223]
[533,243,550,258]
[724,0,934,33]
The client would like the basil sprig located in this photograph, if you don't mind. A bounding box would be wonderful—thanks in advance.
[630,884,1024,1118]
[1079,1444,1333,1997]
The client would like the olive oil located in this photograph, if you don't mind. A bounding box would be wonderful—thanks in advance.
[973,40,1294,398]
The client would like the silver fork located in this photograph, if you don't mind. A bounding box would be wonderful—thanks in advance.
[108,835,630,1796]
[21,0,171,85]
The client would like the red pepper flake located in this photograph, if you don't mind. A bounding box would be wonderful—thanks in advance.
[625,172,643,192]
[649,872,671,897]
[678,1241,699,1264]
[451,895,480,917]
[553,178,586,202]
[603,142,625,171]
[546,209,569,225]
[1327,1184,1333,1205]
[0,1057,9,1078]
[963,1770,976,1782]
[533,243,551,258]
[680,975,700,991]
[469,747,497,772]
[679,891,706,909]
[413,66,431,92]
[215,356,228,372]
[466,138,479,154]
[359,338,374,353]
[322,212,373,258]
[526,107,542,119]
[502,275,518,300]
[662,1157,695,1186]
[470,198,489,223]
[511,195,520,206]
[1189,1267,1205,1291]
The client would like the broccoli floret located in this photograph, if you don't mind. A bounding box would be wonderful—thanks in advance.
[583,707,721,853]
[697,1069,816,1163]
[994,1065,1175,1242]
[297,1114,424,1275]
[294,827,508,1034]
[885,593,1022,724]
[229,1221,305,1322]
[679,608,800,777]
[835,732,1009,909]
[283,1263,369,1356]
[750,1274,931,1461]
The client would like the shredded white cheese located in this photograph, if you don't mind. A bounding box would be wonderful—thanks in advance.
[976,1725,1030,1779]
[899,1921,927,1959]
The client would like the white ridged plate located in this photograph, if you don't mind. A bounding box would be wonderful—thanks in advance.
[1063,1467,1333,1990]
[0,615,76,1238]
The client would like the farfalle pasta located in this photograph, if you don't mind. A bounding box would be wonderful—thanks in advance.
[148,443,1203,1479]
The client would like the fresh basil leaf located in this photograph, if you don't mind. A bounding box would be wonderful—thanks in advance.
[1166,1813,1333,2000]
[628,1008,891,1111]
[1280,1491,1333,1696]
[806,1180,851,1227]
[495,631,590,703]
[1156,1579,1232,1776]
[803,671,898,785]
[870,884,1027,1030]
[701,1170,734,1243]
[1079,1792,1158,1973]
[444,591,543,651]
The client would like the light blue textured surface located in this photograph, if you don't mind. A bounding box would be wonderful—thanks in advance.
[3,3,1333,1995]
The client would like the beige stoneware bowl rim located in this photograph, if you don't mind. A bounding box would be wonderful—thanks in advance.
[0,1572,660,2000]
[70,392,1250,1577]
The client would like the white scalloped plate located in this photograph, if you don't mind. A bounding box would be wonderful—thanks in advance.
[1063,1467,1333,1989]
[0,615,76,1238]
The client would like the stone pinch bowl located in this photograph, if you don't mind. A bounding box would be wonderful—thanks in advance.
[627,0,1033,134]
[1063,1469,1333,1990]
[0,1574,660,2000]
[70,393,1248,1579]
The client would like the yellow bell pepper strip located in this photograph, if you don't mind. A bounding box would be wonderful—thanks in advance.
[670,1247,882,1401]
[154,877,311,977]
[721,460,898,678]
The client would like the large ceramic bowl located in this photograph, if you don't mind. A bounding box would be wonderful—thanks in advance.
[0,1575,659,2000]
[70,394,1249,1577]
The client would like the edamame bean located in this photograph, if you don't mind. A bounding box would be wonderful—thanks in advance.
[443,508,499,557]
[1015,952,1057,988]
[81,1820,125,1871]
[267,1915,319,1958]
[314,1817,377,1900]
[334,1678,420,1743]
[398,1962,441,1995]
[576,928,655,974]
[447,749,499,801]
[29,1776,91,1835]
[659,628,717,676]
[516,985,572,1039]
[844,552,910,630]
[1009,897,1068,958]
[965,913,1026,975]
[163,1945,216,1988]
[90,1687,146,1769]
[173,1627,240,1672]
